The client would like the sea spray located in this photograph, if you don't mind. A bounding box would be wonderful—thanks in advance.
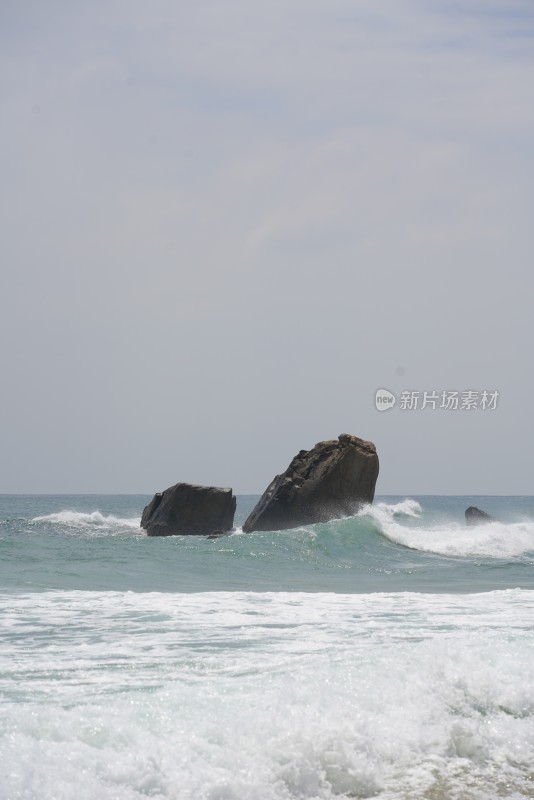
[33,510,141,528]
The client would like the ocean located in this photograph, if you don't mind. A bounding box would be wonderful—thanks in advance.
[1,494,534,799]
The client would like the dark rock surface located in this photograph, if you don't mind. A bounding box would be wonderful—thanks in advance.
[465,506,498,526]
[242,433,379,533]
[141,483,236,536]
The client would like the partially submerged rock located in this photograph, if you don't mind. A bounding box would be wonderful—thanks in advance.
[242,433,379,533]
[141,483,236,536]
[465,506,498,526]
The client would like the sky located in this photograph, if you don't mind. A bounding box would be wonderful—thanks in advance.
[1,0,533,494]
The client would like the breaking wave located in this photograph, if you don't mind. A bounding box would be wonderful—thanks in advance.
[364,501,534,559]
[32,510,141,529]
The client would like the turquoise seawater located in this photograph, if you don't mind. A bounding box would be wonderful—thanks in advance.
[1,495,534,799]
[1,494,534,593]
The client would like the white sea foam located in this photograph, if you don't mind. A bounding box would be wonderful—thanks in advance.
[0,589,533,799]
[373,498,422,518]
[32,510,141,529]
[384,519,534,558]
[364,500,534,558]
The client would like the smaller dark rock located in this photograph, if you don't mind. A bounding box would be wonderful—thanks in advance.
[141,483,236,536]
[465,506,498,526]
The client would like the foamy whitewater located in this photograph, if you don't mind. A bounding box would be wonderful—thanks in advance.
[1,495,534,799]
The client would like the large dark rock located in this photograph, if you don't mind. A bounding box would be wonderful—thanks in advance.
[242,433,379,533]
[141,483,236,536]
[465,506,498,526]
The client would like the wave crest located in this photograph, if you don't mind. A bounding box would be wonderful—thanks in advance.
[32,511,141,529]
[383,520,534,559]
[362,500,534,558]
[374,498,422,518]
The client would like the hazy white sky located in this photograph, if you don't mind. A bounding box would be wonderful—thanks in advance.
[1,1,533,494]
